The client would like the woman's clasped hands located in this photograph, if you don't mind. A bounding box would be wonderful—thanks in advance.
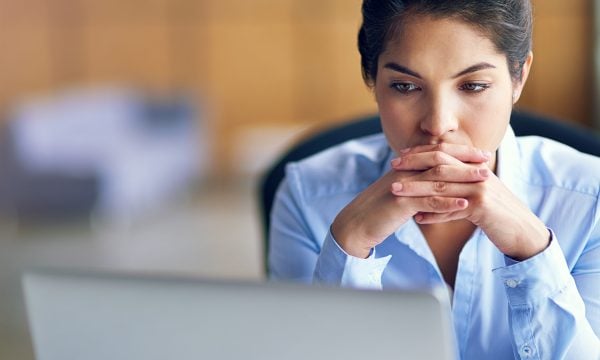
[331,143,550,261]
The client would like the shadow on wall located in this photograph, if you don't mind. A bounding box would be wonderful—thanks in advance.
[0,86,207,228]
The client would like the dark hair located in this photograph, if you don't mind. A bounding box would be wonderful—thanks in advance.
[358,0,533,85]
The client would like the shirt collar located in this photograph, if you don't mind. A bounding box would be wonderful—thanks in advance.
[496,125,528,203]
[381,144,395,175]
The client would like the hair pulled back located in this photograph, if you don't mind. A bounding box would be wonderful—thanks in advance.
[358,0,533,85]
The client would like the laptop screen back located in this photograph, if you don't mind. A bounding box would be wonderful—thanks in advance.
[23,270,457,360]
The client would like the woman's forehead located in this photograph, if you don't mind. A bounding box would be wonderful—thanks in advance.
[379,16,506,72]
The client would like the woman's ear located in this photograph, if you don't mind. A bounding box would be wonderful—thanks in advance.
[512,51,533,104]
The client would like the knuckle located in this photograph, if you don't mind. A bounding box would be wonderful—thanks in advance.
[400,154,411,167]
[426,196,441,210]
[433,165,445,177]
[433,181,447,193]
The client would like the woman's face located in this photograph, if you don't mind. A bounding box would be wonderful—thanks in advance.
[375,16,532,169]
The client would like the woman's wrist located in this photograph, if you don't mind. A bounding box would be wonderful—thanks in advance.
[330,221,373,259]
[503,220,551,261]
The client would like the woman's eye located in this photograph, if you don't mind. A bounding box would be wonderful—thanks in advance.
[390,82,421,94]
[460,83,491,92]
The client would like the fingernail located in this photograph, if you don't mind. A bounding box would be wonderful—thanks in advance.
[414,214,424,223]
[457,199,468,207]
[478,168,489,177]
[400,148,411,154]
[391,183,403,193]
[481,150,492,159]
[391,158,402,167]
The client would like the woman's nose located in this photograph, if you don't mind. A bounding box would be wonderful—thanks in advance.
[419,95,459,137]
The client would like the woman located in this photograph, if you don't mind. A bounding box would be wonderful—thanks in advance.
[269,0,600,358]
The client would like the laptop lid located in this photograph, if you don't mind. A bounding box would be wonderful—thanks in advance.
[23,269,457,360]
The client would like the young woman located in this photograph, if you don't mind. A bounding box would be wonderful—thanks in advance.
[269,1,600,358]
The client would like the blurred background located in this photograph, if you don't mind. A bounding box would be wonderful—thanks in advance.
[0,0,598,358]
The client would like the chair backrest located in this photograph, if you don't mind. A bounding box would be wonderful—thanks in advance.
[258,110,600,273]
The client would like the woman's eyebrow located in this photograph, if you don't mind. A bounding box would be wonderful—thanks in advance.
[452,62,496,78]
[383,61,496,80]
[383,62,422,78]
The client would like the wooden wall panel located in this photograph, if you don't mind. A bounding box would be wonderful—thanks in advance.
[204,0,293,23]
[329,18,376,121]
[291,0,375,126]
[519,0,594,125]
[0,26,55,107]
[0,0,594,176]
[82,23,173,88]
[204,20,295,168]
[82,0,169,22]
[0,0,48,26]
[532,0,589,15]
[292,23,339,123]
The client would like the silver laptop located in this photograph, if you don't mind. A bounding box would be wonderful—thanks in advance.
[23,269,457,360]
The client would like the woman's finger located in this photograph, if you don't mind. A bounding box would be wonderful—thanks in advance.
[390,150,463,171]
[391,180,483,197]
[419,164,490,182]
[414,209,470,224]
[397,143,492,164]
[400,196,469,214]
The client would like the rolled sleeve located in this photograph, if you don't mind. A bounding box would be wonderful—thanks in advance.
[314,229,391,289]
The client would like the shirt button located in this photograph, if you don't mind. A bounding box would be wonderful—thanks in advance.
[521,344,532,357]
[505,279,519,288]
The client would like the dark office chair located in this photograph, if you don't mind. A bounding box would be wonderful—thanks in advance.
[258,110,600,273]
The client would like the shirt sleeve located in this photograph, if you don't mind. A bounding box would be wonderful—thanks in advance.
[269,174,391,288]
[313,229,391,289]
[493,228,600,359]
[268,177,320,283]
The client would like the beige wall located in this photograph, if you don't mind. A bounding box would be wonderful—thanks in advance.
[0,0,594,176]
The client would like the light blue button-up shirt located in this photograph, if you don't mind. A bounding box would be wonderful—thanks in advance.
[269,126,600,359]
